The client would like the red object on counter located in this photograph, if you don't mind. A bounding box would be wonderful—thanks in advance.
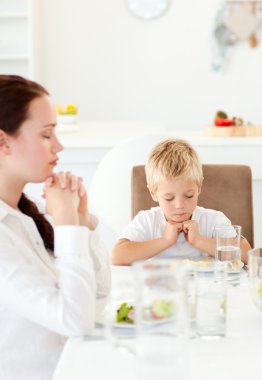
[214,118,233,127]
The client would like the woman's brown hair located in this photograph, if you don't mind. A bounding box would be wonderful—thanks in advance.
[0,75,54,252]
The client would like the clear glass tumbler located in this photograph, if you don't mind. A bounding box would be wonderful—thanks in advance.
[249,248,262,313]
[215,224,242,286]
[195,261,227,339]
[132,260,189,378]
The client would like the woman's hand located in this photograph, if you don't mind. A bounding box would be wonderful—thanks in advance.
[77,182,94,230]
[44,172,94,229]
[44,172,80,226]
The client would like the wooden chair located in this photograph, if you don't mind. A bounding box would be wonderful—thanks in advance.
[131,164,254,247]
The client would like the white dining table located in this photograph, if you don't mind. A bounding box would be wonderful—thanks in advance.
[52,266,262,380]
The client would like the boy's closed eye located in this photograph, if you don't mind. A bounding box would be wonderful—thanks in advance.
[165,195,194,201]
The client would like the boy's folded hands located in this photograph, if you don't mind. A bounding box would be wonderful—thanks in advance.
[182,220,201,245]
[163,221,183,245]
[163,219,201,247]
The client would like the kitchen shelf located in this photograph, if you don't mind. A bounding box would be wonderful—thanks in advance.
[0,12,28,18]
[0,54,29,60]
[0,0,32,77]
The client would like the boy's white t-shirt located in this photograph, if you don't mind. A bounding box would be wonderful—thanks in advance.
[119,206,231,259]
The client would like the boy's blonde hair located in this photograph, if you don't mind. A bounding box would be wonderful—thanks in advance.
[145,138,204,192]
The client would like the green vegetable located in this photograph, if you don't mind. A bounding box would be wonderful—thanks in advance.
[115,302,134,324]
[215,110,228,119]
[151,299,175,319]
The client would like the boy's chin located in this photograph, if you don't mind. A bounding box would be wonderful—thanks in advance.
[169,215,189,223]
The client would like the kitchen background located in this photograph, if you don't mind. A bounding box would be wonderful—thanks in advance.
[1,0,262,247]
[1,0,262,130]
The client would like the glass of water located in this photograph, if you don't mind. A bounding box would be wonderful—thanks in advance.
[195,261,227,338]
[132,260,189,378]
[215,224,242,286]
[105,266,135,356]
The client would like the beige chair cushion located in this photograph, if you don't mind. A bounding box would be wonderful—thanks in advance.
[132,164,254,247]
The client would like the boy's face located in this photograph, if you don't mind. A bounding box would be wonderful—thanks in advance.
[150,178,200,222]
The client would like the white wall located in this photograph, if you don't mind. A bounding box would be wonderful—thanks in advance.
[33,0,262,130]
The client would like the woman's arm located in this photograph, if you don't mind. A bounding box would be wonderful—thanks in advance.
[0,223,96,337]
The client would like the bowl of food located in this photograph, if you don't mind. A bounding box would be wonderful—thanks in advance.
[248,248,262,312]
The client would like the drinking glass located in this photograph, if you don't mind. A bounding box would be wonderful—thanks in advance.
[195,261,227,338]
[215,224,242,286]
[132,260,189,378]
[249,248,262,313]
[105,266,135,356]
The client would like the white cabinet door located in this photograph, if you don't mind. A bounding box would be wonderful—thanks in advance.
[0,0,32,77]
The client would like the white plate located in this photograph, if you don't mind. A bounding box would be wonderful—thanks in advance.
[184,259,244,274]
[114,321,135,329]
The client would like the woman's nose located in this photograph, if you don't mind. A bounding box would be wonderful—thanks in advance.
[52,136,64,153]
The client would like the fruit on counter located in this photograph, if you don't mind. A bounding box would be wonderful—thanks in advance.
[55,104,78,115]
[216,110,228,119]
[214,118,233,127]
[65,104,78,115]
[232,116,244,126]
[56,105,63,115]
[214,110,245,127]
[214,110,233,127]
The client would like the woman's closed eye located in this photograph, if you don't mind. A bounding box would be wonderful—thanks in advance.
[42,131,52,139]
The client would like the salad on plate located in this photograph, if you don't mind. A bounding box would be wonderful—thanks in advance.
[115,299,176,327]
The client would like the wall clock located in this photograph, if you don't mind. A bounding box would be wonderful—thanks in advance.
[127,0,169,19]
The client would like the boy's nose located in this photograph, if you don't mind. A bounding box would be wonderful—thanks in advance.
[174,198,184,209]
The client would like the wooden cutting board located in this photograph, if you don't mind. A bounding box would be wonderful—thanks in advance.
[204,125,262,137]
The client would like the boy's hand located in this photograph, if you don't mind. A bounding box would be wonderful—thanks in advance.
[182,220,201,246]
[163,220,183,246]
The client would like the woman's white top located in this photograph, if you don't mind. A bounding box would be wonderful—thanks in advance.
[0,200,110,380]
[119,206,231,259]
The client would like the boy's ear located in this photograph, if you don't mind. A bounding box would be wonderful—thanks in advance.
[0,130,11,155]
[198,185,202,195]
[147,185,158,202]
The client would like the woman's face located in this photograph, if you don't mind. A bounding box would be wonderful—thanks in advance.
[7,95,63,183]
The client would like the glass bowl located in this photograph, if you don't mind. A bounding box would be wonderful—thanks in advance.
[248,248,262,312]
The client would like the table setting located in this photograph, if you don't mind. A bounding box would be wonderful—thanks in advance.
[52,244,262,380]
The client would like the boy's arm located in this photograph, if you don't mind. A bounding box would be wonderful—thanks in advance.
[194,236,250,265]
[239,236,251,265]
[183,214,251,264]
[111,237,172,266]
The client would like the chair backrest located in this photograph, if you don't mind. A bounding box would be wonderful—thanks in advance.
[132,164,254,247]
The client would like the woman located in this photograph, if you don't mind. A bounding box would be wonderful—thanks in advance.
[0,75,110,380]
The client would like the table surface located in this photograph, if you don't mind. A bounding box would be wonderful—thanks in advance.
[52,267,262,380]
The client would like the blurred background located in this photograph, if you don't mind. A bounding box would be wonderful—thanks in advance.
[1,0,262,130]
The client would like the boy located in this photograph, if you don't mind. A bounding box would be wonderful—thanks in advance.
[111,139,250,265]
